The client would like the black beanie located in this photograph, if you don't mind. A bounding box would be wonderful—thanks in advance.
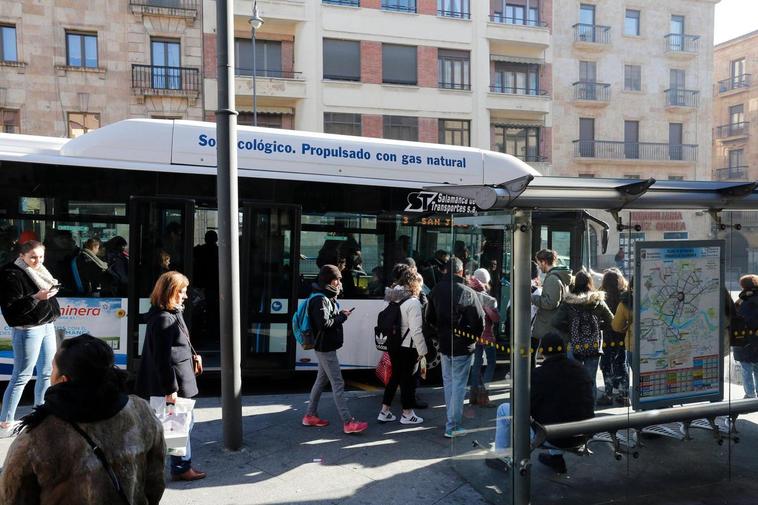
[318,264,342,288]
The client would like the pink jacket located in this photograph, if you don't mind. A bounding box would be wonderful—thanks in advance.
[468,277,500,342]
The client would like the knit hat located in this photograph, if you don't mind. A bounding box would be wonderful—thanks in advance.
[473,268,491,286]
[318,264,342,288]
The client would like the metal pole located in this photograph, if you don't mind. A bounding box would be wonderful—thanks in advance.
[252,15,257,126]
[216,0,243,450]
[511,209,532,505]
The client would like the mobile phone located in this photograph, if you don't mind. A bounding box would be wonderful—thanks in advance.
[51,284,62,290]
[348,307,356,313]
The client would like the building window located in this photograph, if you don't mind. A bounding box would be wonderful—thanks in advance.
[729,104,745,125]
[438,49,470,90]
[235,38,282,77]
[151,39,181,89]
[384,115,418,141]
[439,119,470,146]
[624,64,641,91]
[381,0,416,13]
[67,112,100,138]
[624,120,639,159]
[624,9,640,36]
[493,62,539,95]
[382,44,417,85]
[493,125,540,161]
[0,25,17,62]
[438,0,470,18]
[322,39,360,81]
[729,149,744,168]
[324,113,362,136]
[238,112,285,128]
[66,32,98,68]
[731,58,746,79]
[1,109,20,133]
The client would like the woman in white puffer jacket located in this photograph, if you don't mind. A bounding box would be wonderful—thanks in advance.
[378,269,429,425]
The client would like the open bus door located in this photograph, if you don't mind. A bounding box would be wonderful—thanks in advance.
[240,203,301,372]
[127,197,195,374]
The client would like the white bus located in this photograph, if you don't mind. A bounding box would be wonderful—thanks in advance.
[0,119,601,377]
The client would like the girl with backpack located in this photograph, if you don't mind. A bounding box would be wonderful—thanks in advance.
[377,269,428,425]
[597,269,630,406]
[552,270,614,404]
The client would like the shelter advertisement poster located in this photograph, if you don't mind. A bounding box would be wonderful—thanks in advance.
[0,298,128,380]
[633,241,724,410]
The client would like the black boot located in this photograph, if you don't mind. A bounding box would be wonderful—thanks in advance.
[537,453,567,474]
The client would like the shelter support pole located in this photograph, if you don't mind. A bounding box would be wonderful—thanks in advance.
[511,210,532,505]
[216,0,243,450]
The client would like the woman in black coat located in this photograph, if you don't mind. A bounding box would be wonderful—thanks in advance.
[135,271,205,481]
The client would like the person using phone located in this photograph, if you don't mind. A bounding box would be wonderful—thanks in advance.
[0,240,60,436]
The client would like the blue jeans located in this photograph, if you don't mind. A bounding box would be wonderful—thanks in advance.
[170,411,194,474]
[1,324,56,423]
[470,344,496,389]
[569,351,600,404]
[740,361,758,398]
[441,353,472,432]
[495,403,561,455]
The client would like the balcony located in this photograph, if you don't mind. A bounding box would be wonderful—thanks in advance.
[715,122,749,140]
[489,14,547,27]
[486,15,550,48]
[234,69,306,99]
[573,81,610,105]
[487,86,550,115]
[322,0,359,5]
[714,166,748,181]
[573,24,611,47]
[573,140,697,162]
[718,74,752,93]
[664,88,698,109]
[381,0,416,13]
[439,81,471,91]
[439,8,471,19]
[129,0,198,19]
[664,34,699,56]
[131,65,200,101]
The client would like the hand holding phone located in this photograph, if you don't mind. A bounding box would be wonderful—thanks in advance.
[348,307,356,313]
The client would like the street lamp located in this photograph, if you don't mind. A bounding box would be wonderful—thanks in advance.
[249,2,264,126]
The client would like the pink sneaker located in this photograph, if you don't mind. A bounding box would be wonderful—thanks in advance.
[343,418,368,434]
[302,415,329,427]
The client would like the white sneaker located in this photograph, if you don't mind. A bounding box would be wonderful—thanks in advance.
[0,422,19,438]
[377,410,397,423]
[400,412,424,425]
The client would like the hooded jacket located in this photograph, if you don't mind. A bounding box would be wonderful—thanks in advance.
[531,265,572,340]
[136,306,198,399]
[0,396,165,505]
[0,262,60,328]
[468,277,500,342]
[384,286,428,356]
[426,274,485,357]
[308,288,346,353]
[552,290,614,356]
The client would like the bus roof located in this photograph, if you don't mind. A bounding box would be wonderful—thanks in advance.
[0,119,540,189]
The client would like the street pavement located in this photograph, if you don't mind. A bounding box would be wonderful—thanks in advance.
[0,378,757,504]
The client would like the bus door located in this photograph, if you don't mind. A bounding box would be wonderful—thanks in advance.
[240,203,301,372]
[127,197,195,373]
[532,212,581,272]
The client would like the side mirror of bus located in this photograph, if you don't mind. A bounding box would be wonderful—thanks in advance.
[601,228,609,254]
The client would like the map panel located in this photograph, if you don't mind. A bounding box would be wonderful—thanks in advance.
[634,241,723,409]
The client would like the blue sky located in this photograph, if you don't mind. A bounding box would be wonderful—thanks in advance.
[714,0,758,44]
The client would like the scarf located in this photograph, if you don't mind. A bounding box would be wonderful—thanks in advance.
[19,376,129,432]
[82,248,109,271]
[324,284,340,297]
[14,257,58,291]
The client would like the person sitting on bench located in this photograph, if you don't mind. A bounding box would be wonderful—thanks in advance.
[488,332,595,474]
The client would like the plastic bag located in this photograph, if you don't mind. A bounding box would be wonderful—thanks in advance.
[375,352,392,386]
[150,396,195,456]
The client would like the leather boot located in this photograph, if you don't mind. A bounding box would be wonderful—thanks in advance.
[479,388,496,408]
[469,386,480,405]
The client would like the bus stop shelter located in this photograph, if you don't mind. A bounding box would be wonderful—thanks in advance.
[427,175,758,505]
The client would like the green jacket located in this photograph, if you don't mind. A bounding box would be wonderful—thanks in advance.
[531,265,572,340]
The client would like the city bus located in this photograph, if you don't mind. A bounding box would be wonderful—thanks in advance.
[0,119,606,377]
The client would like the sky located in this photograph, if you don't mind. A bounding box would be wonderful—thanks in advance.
[714,0,758,45]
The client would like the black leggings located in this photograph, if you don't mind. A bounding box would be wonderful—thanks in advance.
[382,347,418,410]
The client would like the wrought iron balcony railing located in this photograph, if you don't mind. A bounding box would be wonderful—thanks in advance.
[714,166,748,181]
[573,81,610,101]
[439,81,471,90]
[235,68,303,79]
[664,33,700,53]
[322,0,359,5]
[381,0,416,13]
[718,74,751,93]
[438,8,471,19]
[131,64,200,93]
[715,122,749,138]
[489,14,547,27]
[129,0,198,14]
[573,140,697,161]
[664,88,699,107]
[573,23,611,44]
[489,85,547,96]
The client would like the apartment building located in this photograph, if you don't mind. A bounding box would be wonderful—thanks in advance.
[551,0,717,182]
[202,0,553,169]
[0,1,204,138]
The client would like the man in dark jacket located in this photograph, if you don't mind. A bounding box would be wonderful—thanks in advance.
[490,332,594,474]
[426,257,484,438]
[302,265,368,434]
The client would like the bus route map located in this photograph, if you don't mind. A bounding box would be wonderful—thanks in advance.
[636,242,723,407]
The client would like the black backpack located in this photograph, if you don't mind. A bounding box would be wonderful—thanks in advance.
[375,297,411,353]
[568,306,601,358]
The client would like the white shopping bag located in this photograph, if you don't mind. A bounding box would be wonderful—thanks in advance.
[150,396,195,456]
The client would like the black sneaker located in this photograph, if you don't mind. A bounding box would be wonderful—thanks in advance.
[537,453,567,474]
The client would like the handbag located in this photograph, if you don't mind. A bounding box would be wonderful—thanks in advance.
[375,352,392,386]
[192,353,203,376]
